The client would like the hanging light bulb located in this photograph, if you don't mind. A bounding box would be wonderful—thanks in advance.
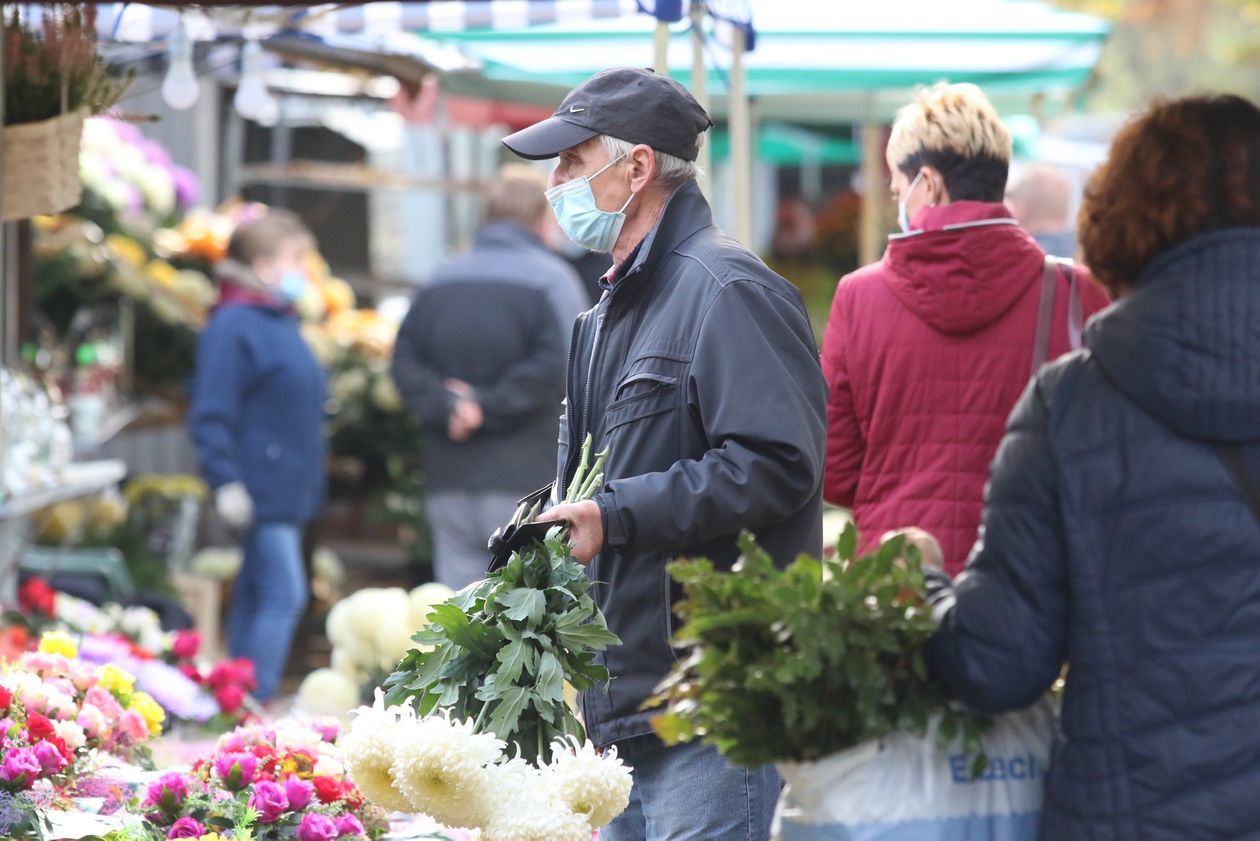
[233,40,272,121]
[161,20,199,110]
[255,95,280,128]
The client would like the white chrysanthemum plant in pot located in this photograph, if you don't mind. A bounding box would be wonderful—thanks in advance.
[297,582,455,718]
[342,440,635,838]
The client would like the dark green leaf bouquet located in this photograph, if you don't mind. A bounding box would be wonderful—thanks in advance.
[383,437,621,766]
[648,526,988,769]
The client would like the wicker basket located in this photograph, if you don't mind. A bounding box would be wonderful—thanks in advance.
[2,109,87,222]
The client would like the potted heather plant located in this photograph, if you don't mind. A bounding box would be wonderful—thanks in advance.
[3,4,129,220]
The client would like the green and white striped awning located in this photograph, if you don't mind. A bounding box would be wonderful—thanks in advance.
[426,0,1110,124]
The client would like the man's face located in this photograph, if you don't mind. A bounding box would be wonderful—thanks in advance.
[550,139,629,214]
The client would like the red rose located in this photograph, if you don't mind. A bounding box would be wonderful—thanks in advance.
[230,658,257,691]
[312,776,343,805]
[214,684,245,714]
[0,685,13,712]
[18,579,56,616]
[26,713,55,742]
[178,663,204,684]
[171,630,201,661]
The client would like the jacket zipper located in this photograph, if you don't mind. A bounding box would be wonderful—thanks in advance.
[561,307,608,497]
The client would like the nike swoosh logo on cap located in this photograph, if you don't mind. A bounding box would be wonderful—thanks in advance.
[569,106,586,112]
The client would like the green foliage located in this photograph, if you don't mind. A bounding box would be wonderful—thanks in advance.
[383,439,620,766]
[648,524,989,769]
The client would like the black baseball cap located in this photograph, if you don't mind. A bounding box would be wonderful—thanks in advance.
[502,67,713,162]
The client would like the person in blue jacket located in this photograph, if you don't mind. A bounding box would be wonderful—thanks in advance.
[916,94,1260,839]
[189,210,327,702]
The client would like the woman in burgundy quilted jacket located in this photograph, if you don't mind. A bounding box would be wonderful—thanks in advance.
[821,83,1110,575]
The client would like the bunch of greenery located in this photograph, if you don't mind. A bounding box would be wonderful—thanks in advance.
[383,438,620,766]
[649,526,989,771]
[3,4,130,126]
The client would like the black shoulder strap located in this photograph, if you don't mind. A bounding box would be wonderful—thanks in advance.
[1217,444,1260,525]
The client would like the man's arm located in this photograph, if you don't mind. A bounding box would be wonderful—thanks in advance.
[188,321,248,491]
[390,288,456,428]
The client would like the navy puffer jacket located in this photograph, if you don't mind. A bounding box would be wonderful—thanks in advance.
[926,229,1260,841]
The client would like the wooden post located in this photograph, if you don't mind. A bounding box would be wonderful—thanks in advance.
[859,123,887,266]
[690,1,712,199]
[730,26,752,246]
[654,20,670,74]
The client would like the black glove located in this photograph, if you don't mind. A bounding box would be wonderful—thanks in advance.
[486,483,557,573]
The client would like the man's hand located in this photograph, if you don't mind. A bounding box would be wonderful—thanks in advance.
[444,378,484,442]
[883,527,945,570]
[215,482,254,530]
[537,500,604,565]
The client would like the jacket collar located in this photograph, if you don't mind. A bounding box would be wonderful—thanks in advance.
[888,200,1019,241]
[601,180,714,293]
[214,259,292,315]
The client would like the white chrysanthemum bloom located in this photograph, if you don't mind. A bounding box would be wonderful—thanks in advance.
[408,583,454,632]
[331,647,367,681]
[342,694,414,813]
[297,668,362,718]
[545,737,634,828]
[326,599,356,649]
[390,712,503,830]
[481,775,591,841]
[375,621,419,673]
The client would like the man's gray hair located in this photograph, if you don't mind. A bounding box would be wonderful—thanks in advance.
[599,134,705,191]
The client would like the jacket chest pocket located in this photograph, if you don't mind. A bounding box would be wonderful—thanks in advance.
[605,370,680,434]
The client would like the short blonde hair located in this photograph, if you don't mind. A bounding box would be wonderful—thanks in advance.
[886,82,1012,202]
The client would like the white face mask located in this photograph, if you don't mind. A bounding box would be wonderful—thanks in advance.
[545,153,634,253]
[897,171,926,233]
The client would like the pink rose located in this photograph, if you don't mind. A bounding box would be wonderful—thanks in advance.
[76,704,107,740]
[296,812,338,841]
[285,776,315,812]
[32,741,67,776]
[119,710,149,742]
[248,780,288,824]
[334,814,366,837]
[212,752,258,791]
[167,817,204,838]
[171,630,201,661]
[144,772,188,815]
[85,687,124,720]
[0,748,40,790]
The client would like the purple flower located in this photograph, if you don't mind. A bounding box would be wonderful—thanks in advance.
[109,120,143,145]
[167,817,205,839]
[143,772,188,815]
[137,138,173,168]
[213,752,258,791]
[0,748,39,790]
[334,814,366,837]
[171,166,200,209]
[296,812,338,841]
[248,780,288,824]
[285,776,314,812]
[32,742,66,776]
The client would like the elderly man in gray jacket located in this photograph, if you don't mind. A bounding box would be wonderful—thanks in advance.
[505,68,826,841]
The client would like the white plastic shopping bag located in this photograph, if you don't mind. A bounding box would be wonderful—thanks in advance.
[773,701,1055,841]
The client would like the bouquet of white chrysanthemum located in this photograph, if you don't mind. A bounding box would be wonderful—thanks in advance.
[297,583,454,717]
[343,692,632,838]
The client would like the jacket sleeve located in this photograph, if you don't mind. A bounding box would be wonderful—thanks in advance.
[821,280,863,507]
[593,280,826,554]
[390,288,455,427]
[476,267,584,433]
[925,373,1069,714]
[188,319,249,491]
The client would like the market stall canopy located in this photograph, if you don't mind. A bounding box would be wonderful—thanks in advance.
[416,0,1110,123]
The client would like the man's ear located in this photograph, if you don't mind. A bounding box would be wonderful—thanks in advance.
[627,144,657,194]
[923,166,950,206]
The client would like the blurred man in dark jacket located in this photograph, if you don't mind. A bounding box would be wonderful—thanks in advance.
[391,169,587,589]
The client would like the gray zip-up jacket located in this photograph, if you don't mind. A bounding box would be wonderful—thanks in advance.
[557,181,827,747]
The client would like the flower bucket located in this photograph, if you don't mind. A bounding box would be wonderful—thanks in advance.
[2,109,86,221]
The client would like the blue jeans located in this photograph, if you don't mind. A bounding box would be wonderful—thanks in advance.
[601,735,782,841]
[226,523,309,700]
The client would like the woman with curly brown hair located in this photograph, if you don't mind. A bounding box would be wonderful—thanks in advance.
[917,93,1260,839]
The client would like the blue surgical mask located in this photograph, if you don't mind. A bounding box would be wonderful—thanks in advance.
[546,154,634,253]
[278,269,307,303]
[897,171,925,233]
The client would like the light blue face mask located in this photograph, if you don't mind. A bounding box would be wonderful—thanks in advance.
[897,171,925,233]
[546,153,634,253]
[278,269,307,303]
